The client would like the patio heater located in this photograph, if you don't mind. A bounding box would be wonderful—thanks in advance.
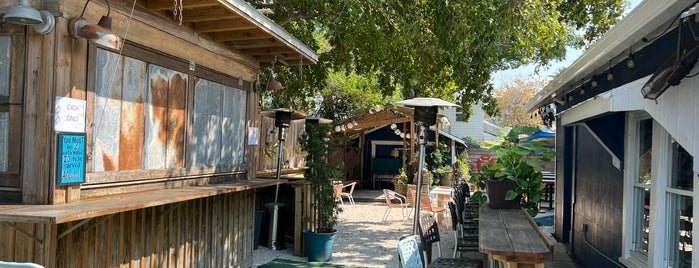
[395,97,458,235]
[260,108,306,250]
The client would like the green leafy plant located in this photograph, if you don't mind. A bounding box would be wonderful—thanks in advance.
[427,142,451,185]
[469,126,555,216]
[300,122,344,233]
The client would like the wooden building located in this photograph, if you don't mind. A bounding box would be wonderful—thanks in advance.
[0,0,317,266]
[525,1,698,267]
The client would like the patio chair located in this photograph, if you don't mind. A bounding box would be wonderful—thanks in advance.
[418,214,442,264]
[339,182,357,205]
[448,201,479,258]
[333,183,343,204]
[410,190,447,216]
[397,236,423,268]
[381,189,412,222]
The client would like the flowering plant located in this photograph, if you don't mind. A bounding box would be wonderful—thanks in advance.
[392,167,408,185]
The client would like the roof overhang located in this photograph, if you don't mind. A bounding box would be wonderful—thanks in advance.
[525,0,695,112]
[143,0,318,67]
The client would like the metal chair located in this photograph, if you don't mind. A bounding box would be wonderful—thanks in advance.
[339,181,357,205]
[418,214,442,264]
[397,236,423,268]
[382,189,412,222]
[448,201,479,258]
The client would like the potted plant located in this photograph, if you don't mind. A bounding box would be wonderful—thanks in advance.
[392,167,408,195]
[300,120,344,262]
[468,126,555,216]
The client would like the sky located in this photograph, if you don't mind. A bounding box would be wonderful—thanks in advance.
[491,0,642,89]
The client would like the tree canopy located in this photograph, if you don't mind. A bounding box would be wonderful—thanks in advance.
[253,0,626,119]
[492,77,546,128]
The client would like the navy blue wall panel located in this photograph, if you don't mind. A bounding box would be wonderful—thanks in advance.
[571,119,624,268]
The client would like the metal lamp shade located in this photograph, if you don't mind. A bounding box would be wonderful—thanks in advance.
[260,108,306,128]
[413,106,438,126]
[69,16,121,51]
[4,0,42,25]
[265,76,284,91]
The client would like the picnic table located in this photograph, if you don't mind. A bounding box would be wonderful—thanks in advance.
[479,205,553,267]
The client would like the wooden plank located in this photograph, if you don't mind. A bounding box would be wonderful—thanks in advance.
[194,19,256,33]
[479,206,552,264]
[62,0,259,80]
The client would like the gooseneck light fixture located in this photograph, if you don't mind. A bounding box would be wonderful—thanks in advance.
[2,0,55,35]
[395,97,458,235]
[69,0,121,51]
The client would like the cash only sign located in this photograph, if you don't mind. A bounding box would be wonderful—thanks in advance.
[54,96,87,185]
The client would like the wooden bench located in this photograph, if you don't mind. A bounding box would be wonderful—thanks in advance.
[479,206,553,268]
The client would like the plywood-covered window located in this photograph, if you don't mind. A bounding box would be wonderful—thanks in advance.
[92,48,187,172]
[189,79,246,166]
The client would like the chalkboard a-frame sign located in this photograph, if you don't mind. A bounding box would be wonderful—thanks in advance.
[56,132,86,186]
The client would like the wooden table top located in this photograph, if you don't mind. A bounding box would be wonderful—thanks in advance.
[479,205,553,263]
[0,179,284,224]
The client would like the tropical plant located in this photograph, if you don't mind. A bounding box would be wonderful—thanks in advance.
[300,122,344,232]
[469,126,555,216]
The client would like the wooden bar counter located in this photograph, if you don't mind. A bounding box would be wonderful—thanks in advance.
[479,205,553,268]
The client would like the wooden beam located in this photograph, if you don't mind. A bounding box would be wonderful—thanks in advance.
[242,46,299,56]
[181,8,235,22]
[194,19,256,33]
[226,39,281,49]
[212,29,271,42]
[146,0,219,11]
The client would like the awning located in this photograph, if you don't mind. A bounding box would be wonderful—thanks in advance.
[143,0,318,67]
[524,0,694,112]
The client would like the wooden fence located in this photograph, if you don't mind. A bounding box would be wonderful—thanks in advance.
[0,191,255,268]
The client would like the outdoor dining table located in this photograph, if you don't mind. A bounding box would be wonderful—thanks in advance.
[479,205,553,268]
[429,186,453,223]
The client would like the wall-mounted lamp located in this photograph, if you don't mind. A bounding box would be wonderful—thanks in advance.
[69,0,121,51]
[264,56,284,91]
[2,0,55,35]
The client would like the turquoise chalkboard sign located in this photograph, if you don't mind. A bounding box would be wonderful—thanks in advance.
[56,132,86,185]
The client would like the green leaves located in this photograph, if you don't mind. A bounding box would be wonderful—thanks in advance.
[469,126,556,217]
[247,0,624,118]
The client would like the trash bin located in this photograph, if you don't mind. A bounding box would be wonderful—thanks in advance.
[254,210,264,250]
[265,202,285,250]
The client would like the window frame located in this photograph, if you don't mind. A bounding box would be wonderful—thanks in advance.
[622,112,696,267]
[84,42,251,185]
[0,30,24,190]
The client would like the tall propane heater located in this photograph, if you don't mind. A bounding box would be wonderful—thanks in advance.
[395,98,458,235]
[260,108,306,250]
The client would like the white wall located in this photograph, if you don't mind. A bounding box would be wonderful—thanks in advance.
[440,105,488,141]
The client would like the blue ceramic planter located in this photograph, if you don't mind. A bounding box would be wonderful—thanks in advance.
[303,229,337,262]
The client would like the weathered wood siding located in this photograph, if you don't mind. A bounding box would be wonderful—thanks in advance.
[256,118,306,172]
[0,191,255,268]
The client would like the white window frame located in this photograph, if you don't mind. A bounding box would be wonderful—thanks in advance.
[622,112,652,267]
[622,112,697,268]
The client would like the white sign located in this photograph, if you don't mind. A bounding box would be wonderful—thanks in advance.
[54,96,86,133]
[248,127,259,145]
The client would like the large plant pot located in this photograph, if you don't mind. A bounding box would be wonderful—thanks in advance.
[304,229,338,262]
[486,180,521,209]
